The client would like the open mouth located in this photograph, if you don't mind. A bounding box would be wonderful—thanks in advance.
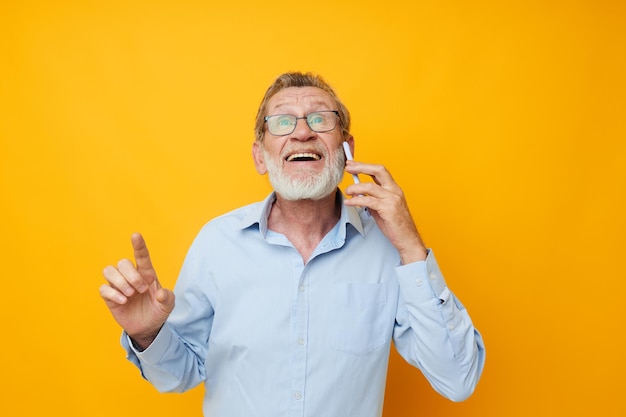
[285,152,322,162]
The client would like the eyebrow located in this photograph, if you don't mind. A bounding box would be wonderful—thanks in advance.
[272,99,332,112]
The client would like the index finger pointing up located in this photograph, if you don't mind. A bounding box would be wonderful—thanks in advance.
[131,232,158,284]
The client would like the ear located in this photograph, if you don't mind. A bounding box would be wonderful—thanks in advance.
[344,134,355,157]
[252,141,267,175]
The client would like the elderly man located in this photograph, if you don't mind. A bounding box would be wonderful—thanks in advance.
[100,72,485,416]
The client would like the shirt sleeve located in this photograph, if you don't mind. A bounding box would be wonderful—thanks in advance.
[392,250,486,402]
[121,321,207,393]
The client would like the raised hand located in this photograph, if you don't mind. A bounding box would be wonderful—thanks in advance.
[100,233,175,349]
[344,160,428,264]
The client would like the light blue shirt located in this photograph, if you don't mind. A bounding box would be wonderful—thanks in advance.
[123,192,485,417]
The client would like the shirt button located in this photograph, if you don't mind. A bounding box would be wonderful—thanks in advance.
[415,279,423,287]
[429,272,437,280]
[448,324,455,330]
[297,337,305,345]
[294,392,303,400]
[299,285,306,292]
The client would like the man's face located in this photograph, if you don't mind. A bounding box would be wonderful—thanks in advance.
[253,86,351,201]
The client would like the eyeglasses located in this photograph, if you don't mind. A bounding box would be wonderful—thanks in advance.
[264,110,339,136]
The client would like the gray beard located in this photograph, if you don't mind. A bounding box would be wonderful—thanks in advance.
[263,146,345,201]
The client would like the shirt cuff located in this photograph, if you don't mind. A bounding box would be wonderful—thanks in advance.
[395,249,448,300]
[123,322,175,366]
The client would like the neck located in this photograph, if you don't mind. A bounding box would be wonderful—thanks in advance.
[268,190,341,263]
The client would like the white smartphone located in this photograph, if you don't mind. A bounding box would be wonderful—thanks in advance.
[342,141,370,216]
[342,141,360,184]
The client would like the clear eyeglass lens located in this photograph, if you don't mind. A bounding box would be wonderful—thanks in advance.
[268,114,297,135]
[306,112,336,132]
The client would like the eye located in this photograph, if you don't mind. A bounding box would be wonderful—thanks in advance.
[275,115,295,127]
[308,113,325,126]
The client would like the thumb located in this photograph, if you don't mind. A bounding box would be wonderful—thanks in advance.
[155,288,176,315]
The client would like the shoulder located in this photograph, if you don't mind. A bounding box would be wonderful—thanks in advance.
[191,200,263,243]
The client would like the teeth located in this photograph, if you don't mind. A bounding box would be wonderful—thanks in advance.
[286,153,321,162]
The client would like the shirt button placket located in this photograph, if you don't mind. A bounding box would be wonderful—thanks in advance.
[290,263,308,415]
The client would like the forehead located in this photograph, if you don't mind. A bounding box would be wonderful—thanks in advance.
[267,86,336,113]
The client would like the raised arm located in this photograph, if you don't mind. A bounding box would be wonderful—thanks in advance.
[344,159,485,400]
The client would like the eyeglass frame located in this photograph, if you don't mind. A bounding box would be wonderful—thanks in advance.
[263,110,340,136]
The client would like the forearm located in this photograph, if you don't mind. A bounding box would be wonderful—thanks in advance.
[397,238,428,264]
[393,251,486,401]
[122,322,207,393]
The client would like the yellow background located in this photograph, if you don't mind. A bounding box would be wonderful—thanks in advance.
[1,0,624,416]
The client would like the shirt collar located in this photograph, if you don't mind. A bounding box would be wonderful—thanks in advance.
[238,191,365,238]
